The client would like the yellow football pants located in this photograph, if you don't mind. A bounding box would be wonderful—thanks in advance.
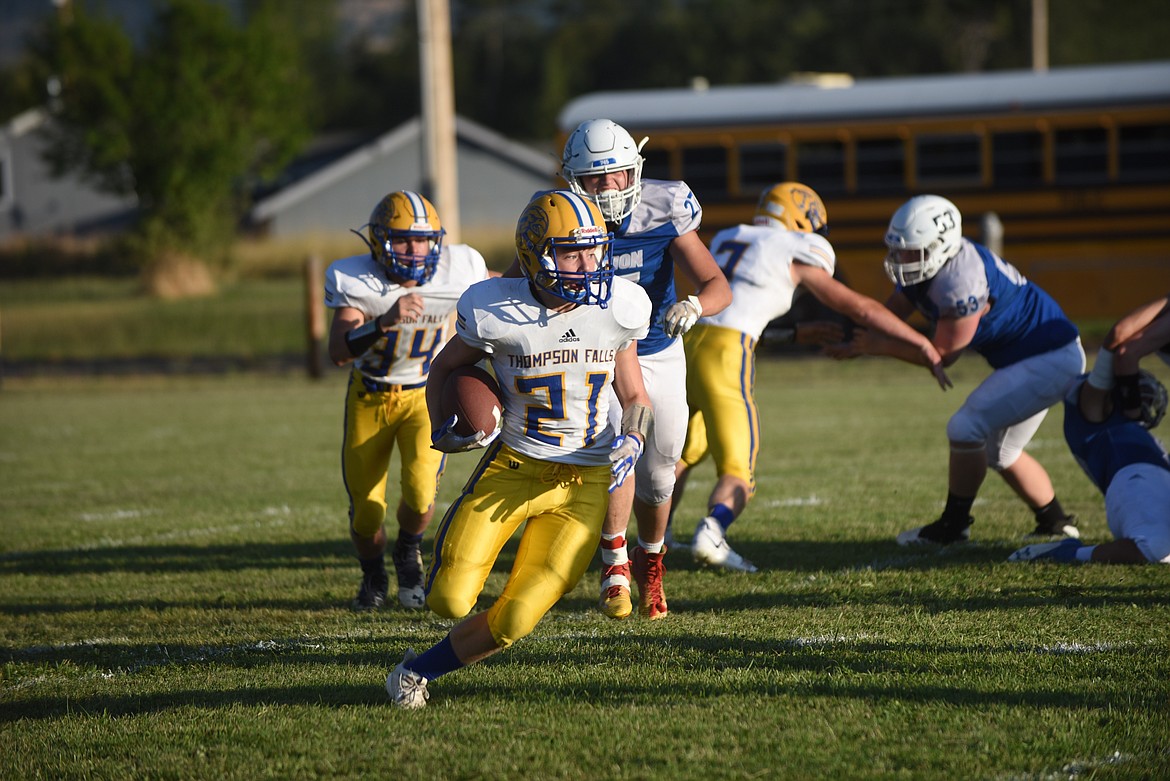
[342,373,446,538]
[680,324,759,491]
[425,442,610,648]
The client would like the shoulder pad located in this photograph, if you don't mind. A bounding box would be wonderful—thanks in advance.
[612,277,653,330]
[790,233,836,274]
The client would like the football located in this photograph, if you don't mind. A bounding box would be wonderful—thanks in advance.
[440,364,503,438]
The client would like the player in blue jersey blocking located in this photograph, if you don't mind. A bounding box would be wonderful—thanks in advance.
[560,119,732,619]
[1010,293,1170,565]
[835,195,1085,545]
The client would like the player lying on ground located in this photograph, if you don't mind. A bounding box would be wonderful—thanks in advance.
[1010,293,1170,565]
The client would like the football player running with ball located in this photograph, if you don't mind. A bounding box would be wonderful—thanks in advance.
[325,191,489,610]
[1010,293,1170,565]
[834,195,1085,545]
[561,118,731,620]
[386,190,653,709]
[674,183,952,572]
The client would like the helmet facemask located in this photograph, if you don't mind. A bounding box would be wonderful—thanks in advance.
[359,191,446,284]
[372,224,445,284]
[882,246,947,287]
[527,228,614,307]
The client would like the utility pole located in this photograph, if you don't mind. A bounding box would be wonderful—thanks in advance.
[1032,0,1048,72]
[418,0,461,242]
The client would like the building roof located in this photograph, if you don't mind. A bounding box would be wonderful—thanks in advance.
[251,115,553,222]
[557,60,1170,132]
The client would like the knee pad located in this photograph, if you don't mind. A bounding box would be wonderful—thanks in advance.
[349,500,386,539]
[634,459,676,506]
[486,599,539,649]
[425,590,474,620]
[946,407,988,447]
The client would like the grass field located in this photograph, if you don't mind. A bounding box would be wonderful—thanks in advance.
[2,356,1168,780]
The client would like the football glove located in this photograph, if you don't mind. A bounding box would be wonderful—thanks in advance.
[608,433,644,493]
[662,294,701,338]
[430,414,501,453]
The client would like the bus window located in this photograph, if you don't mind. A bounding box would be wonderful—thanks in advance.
[682,145,730,202]
[856,138,904,193]
[1055,127,1109,183]
[1119,123,1170,181]
[739,142,788,194]
[916,133,981,186]
[796,140,845,195]
[992,131,1044,187]
[642,148,672,181]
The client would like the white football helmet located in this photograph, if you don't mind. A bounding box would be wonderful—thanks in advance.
[883,194,963,286]
[561,119,648,223]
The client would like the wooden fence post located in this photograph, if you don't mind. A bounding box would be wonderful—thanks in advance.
[981,212,1003,257]
[305,255,325,379]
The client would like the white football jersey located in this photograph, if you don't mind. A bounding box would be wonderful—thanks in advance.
[324,244,488,385]
[455,276,651,465]
[703,224,836,339]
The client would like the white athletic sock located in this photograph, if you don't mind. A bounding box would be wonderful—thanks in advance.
[638,537,664,554]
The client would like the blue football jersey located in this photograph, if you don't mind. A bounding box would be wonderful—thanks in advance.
[899,240,1078,368]
[1063,379,1170,493]
[612,178,703,357]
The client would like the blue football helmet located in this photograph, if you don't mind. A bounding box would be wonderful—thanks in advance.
[516,190,614,307]
[360,191,445,284]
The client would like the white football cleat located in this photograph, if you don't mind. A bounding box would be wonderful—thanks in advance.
[691,516,758,572]
[386,649,429,709]
[1008,538,1084,563]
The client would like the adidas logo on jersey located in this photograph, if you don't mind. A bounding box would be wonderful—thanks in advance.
[559,329,580,343]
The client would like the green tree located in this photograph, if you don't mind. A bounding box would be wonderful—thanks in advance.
[27,0,315,269]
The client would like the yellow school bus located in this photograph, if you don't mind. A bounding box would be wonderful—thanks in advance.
[557,61,1170,319]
